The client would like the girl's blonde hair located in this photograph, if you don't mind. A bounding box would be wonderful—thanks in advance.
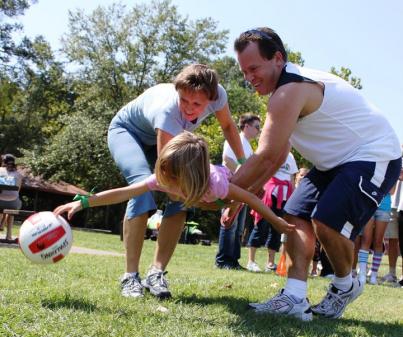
[155,132,210,207]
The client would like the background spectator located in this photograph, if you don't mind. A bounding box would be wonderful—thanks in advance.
[0,154,23,242]
[215,113,260,269]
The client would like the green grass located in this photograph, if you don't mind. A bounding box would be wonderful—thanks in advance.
[0,228,402,337]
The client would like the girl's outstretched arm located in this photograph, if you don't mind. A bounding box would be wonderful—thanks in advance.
[226,183,295,234]
[54,180,150,220]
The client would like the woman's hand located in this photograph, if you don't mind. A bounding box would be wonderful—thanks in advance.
[54,201,82,220]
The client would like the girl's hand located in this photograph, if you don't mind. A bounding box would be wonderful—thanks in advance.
[273,217,296,234]
[53,201,82,220]
[220,202,243,228]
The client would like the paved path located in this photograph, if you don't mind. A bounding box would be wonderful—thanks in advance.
[70,246,124,256]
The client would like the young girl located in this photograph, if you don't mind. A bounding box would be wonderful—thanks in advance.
[54,132,295,236]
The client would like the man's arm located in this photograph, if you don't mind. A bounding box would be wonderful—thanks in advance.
[215,103,245,162]
[231,83,307,192]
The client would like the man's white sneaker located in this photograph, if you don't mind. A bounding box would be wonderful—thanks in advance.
[249,289,313,321]
[311,278,363,319]
[247,261,262,272]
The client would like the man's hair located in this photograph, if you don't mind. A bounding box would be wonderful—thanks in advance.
[239,113,261,130]
[234,27,288,62]
[174,64,219,100]
[155,132,210,207]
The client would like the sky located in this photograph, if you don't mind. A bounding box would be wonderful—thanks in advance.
[17,0,403,143]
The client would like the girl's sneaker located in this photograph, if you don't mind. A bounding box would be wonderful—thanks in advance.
[264,263,277,272]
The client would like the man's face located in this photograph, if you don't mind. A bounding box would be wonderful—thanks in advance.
[237,42,279,95]
[178,89,210,121]
[243,121,260,140]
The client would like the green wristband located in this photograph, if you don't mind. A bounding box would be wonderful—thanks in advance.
[73,194,90,209]
[215,199,225,208]
[237,157,246,165]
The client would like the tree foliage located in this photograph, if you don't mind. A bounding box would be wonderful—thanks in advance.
[331,66,363,89]
[2,0,364,234]
[62,0,228,122]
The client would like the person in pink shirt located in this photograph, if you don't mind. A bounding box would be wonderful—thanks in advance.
[54,132,295,296]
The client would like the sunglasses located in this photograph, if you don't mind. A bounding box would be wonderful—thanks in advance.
[243,29,273,41]
[248,123,260,131]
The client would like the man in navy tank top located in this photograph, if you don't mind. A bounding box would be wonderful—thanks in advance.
[230,27,401,320]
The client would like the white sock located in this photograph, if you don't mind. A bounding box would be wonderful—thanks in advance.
[124,272,138,279]
[389,267,396,276]
[283,278,307,300]
[333,273,353,292]
[148,265,163,274]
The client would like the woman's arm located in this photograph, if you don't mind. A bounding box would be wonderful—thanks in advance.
[215,103,245,162]
[226,183,295,234]
[156,128,175,155]
[54,181,150,219]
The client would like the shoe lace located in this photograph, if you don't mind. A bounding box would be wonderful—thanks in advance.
[318,285,345,310]
[122,276,142,292]
[148,271,169,289]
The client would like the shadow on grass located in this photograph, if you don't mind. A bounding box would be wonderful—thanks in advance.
[41,294,98,313]
[177,294,402,337]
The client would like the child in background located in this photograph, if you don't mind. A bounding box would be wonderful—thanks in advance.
[55,132,295,238]
[356,186,395,285]
[245,152,298,272]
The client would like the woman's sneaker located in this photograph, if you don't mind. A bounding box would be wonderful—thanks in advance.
[142,266,171,299]
[247,261,261,272]
[121,273,144,298]
[249,289,313,321]
[311,278,363,319]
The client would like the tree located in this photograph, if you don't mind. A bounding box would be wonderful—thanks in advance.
[1,36,74,154]
[62,0,228,123]
[23,0,229,191]
[0,0,36,71]
[331,66,363,89]
[22,113,124,190]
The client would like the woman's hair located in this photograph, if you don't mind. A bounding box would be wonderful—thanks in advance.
[174,64,219,100]
[155,132,210,207]
[234,27,288,62]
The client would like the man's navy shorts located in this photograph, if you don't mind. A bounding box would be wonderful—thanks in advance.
[284,159,401,241]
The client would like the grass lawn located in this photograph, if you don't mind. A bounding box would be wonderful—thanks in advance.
[0,227,402,337]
